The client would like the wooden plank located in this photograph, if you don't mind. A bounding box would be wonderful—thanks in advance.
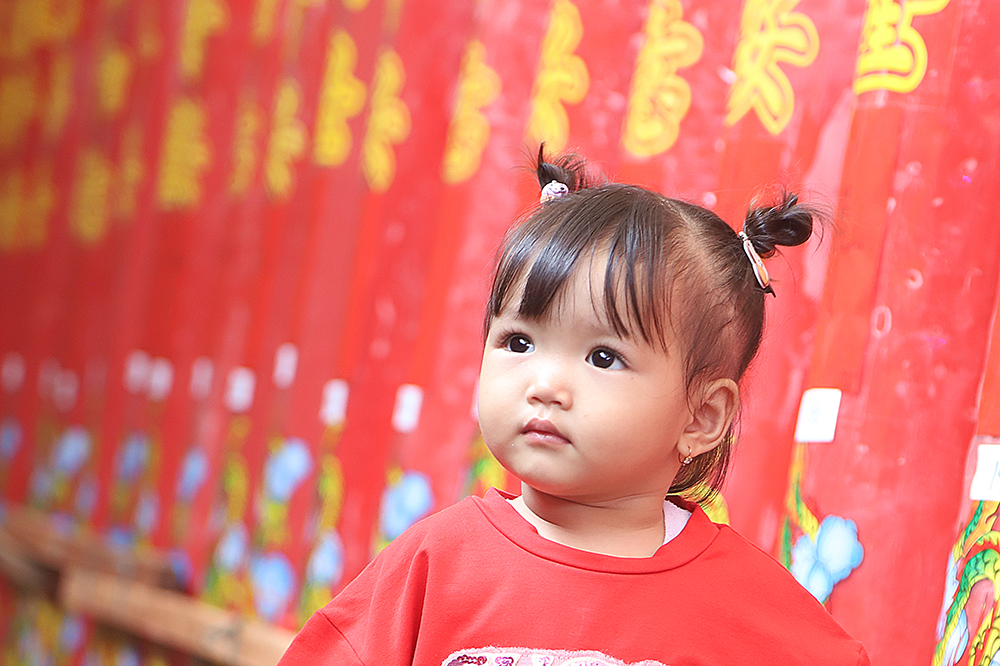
[60,566,294,666]
[0,505,176,588]
[0,525,55,593]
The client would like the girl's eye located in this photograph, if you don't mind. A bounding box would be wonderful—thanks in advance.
[588,348,623,370]
[504,335,534,353]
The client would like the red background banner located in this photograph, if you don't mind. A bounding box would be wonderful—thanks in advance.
[2,1,999,665]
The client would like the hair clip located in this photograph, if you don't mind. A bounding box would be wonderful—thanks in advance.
[540,180,569,203]
[738,231,774,296]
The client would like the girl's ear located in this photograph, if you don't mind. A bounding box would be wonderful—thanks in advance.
[681,378,739,457]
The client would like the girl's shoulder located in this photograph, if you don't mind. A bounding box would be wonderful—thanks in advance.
[701,524,865,640]
[705,523,817,593]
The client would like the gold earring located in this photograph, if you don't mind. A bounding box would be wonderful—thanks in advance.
[681,453,693,466]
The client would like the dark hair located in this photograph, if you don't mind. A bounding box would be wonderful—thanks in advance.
[485,146,818,499]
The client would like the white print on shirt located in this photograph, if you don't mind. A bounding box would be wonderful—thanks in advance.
[441,647,669,666]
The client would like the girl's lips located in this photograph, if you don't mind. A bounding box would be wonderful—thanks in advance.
[521,418,570,445]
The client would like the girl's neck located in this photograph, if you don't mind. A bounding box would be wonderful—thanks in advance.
[510,484,669,558]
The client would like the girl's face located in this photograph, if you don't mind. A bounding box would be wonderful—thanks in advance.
[478,261,696,505]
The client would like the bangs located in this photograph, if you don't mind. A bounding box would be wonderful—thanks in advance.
[486,185,678,348]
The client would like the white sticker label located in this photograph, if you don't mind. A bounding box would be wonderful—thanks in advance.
[53,370,79,412]
[392,384,423,433]
[38,358,60,397]
[793,388,843,443]
[148,358,174,401]
[1,353,26,393]
[273,343,298,389]
[970,443,1000,501]
[319,379,349,426]
[190,357,214,400]
[124,350,151,394]
[225,367,256,413]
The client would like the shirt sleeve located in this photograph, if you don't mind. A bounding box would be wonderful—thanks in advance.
[277,610,364,666]
[278,522,433,666]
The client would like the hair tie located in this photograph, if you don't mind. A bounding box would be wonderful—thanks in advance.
[540,180,569,203]
[738,231,774,296]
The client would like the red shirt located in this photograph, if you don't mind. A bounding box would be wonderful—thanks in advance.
[279,488,869,666]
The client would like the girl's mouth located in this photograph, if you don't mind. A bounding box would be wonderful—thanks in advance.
[521,418,571,446]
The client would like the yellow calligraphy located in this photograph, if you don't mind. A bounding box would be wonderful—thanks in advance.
[230,101,263,194]
[0,165,53,251]
[259,437,290,547]
[98,45,132,115]
[344,0,371,11]
[265,79,307,198]
[4,0,83,59]
[317,453,345,531]
[1,173,29,249]
[138,3,163,60]
[361,49,410,193]
[441,40,501,185]
[253,0,282,43]
[383,0,406,34]
[526,0,589,151]
[159,98,211,208]
[296,424,345,624]
[223,416,252,521]
[725,0,819,135]
[43,51,72,139]
[0,70,37,150]
[114,124,144,220]
[622,0,703,158]
[24,165,53,248]
[223,453,250,523]
[70,148,113,245]
[854,0,949,94]
[314,30,367,167]
[182,0,229,81]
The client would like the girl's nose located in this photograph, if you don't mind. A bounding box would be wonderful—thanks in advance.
[525,362,572,409]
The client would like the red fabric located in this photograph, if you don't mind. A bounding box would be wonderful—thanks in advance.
[279,489,869,666]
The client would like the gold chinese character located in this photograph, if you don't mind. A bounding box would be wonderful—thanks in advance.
[43,51,72,139]
[114,124,144,220]
[622,0,703,158]
[0,164,53,250]
[253,0,282,43]
[98,45,132,115]
[361,49,410,193]
[182,0,229,81]
[526,0,589,152]
[5,0,82,58]
[24,164,54,247]
[854,0,949,94]
[230,100,263,195]
[725,0,819,135]
[0,171,24,250]
[265,79,307,198]
[0,70,37,150]
[159,98,211,208]
[71,148,113,245]
[314,30,367,168]
[442,40,501,184]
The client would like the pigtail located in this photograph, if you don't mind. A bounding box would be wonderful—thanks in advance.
[741,191,816,258]
[535,143,591,194]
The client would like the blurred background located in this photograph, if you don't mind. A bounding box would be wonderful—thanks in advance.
[1,0,999,665]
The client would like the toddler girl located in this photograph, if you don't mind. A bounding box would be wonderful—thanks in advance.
[278,148,869,665]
